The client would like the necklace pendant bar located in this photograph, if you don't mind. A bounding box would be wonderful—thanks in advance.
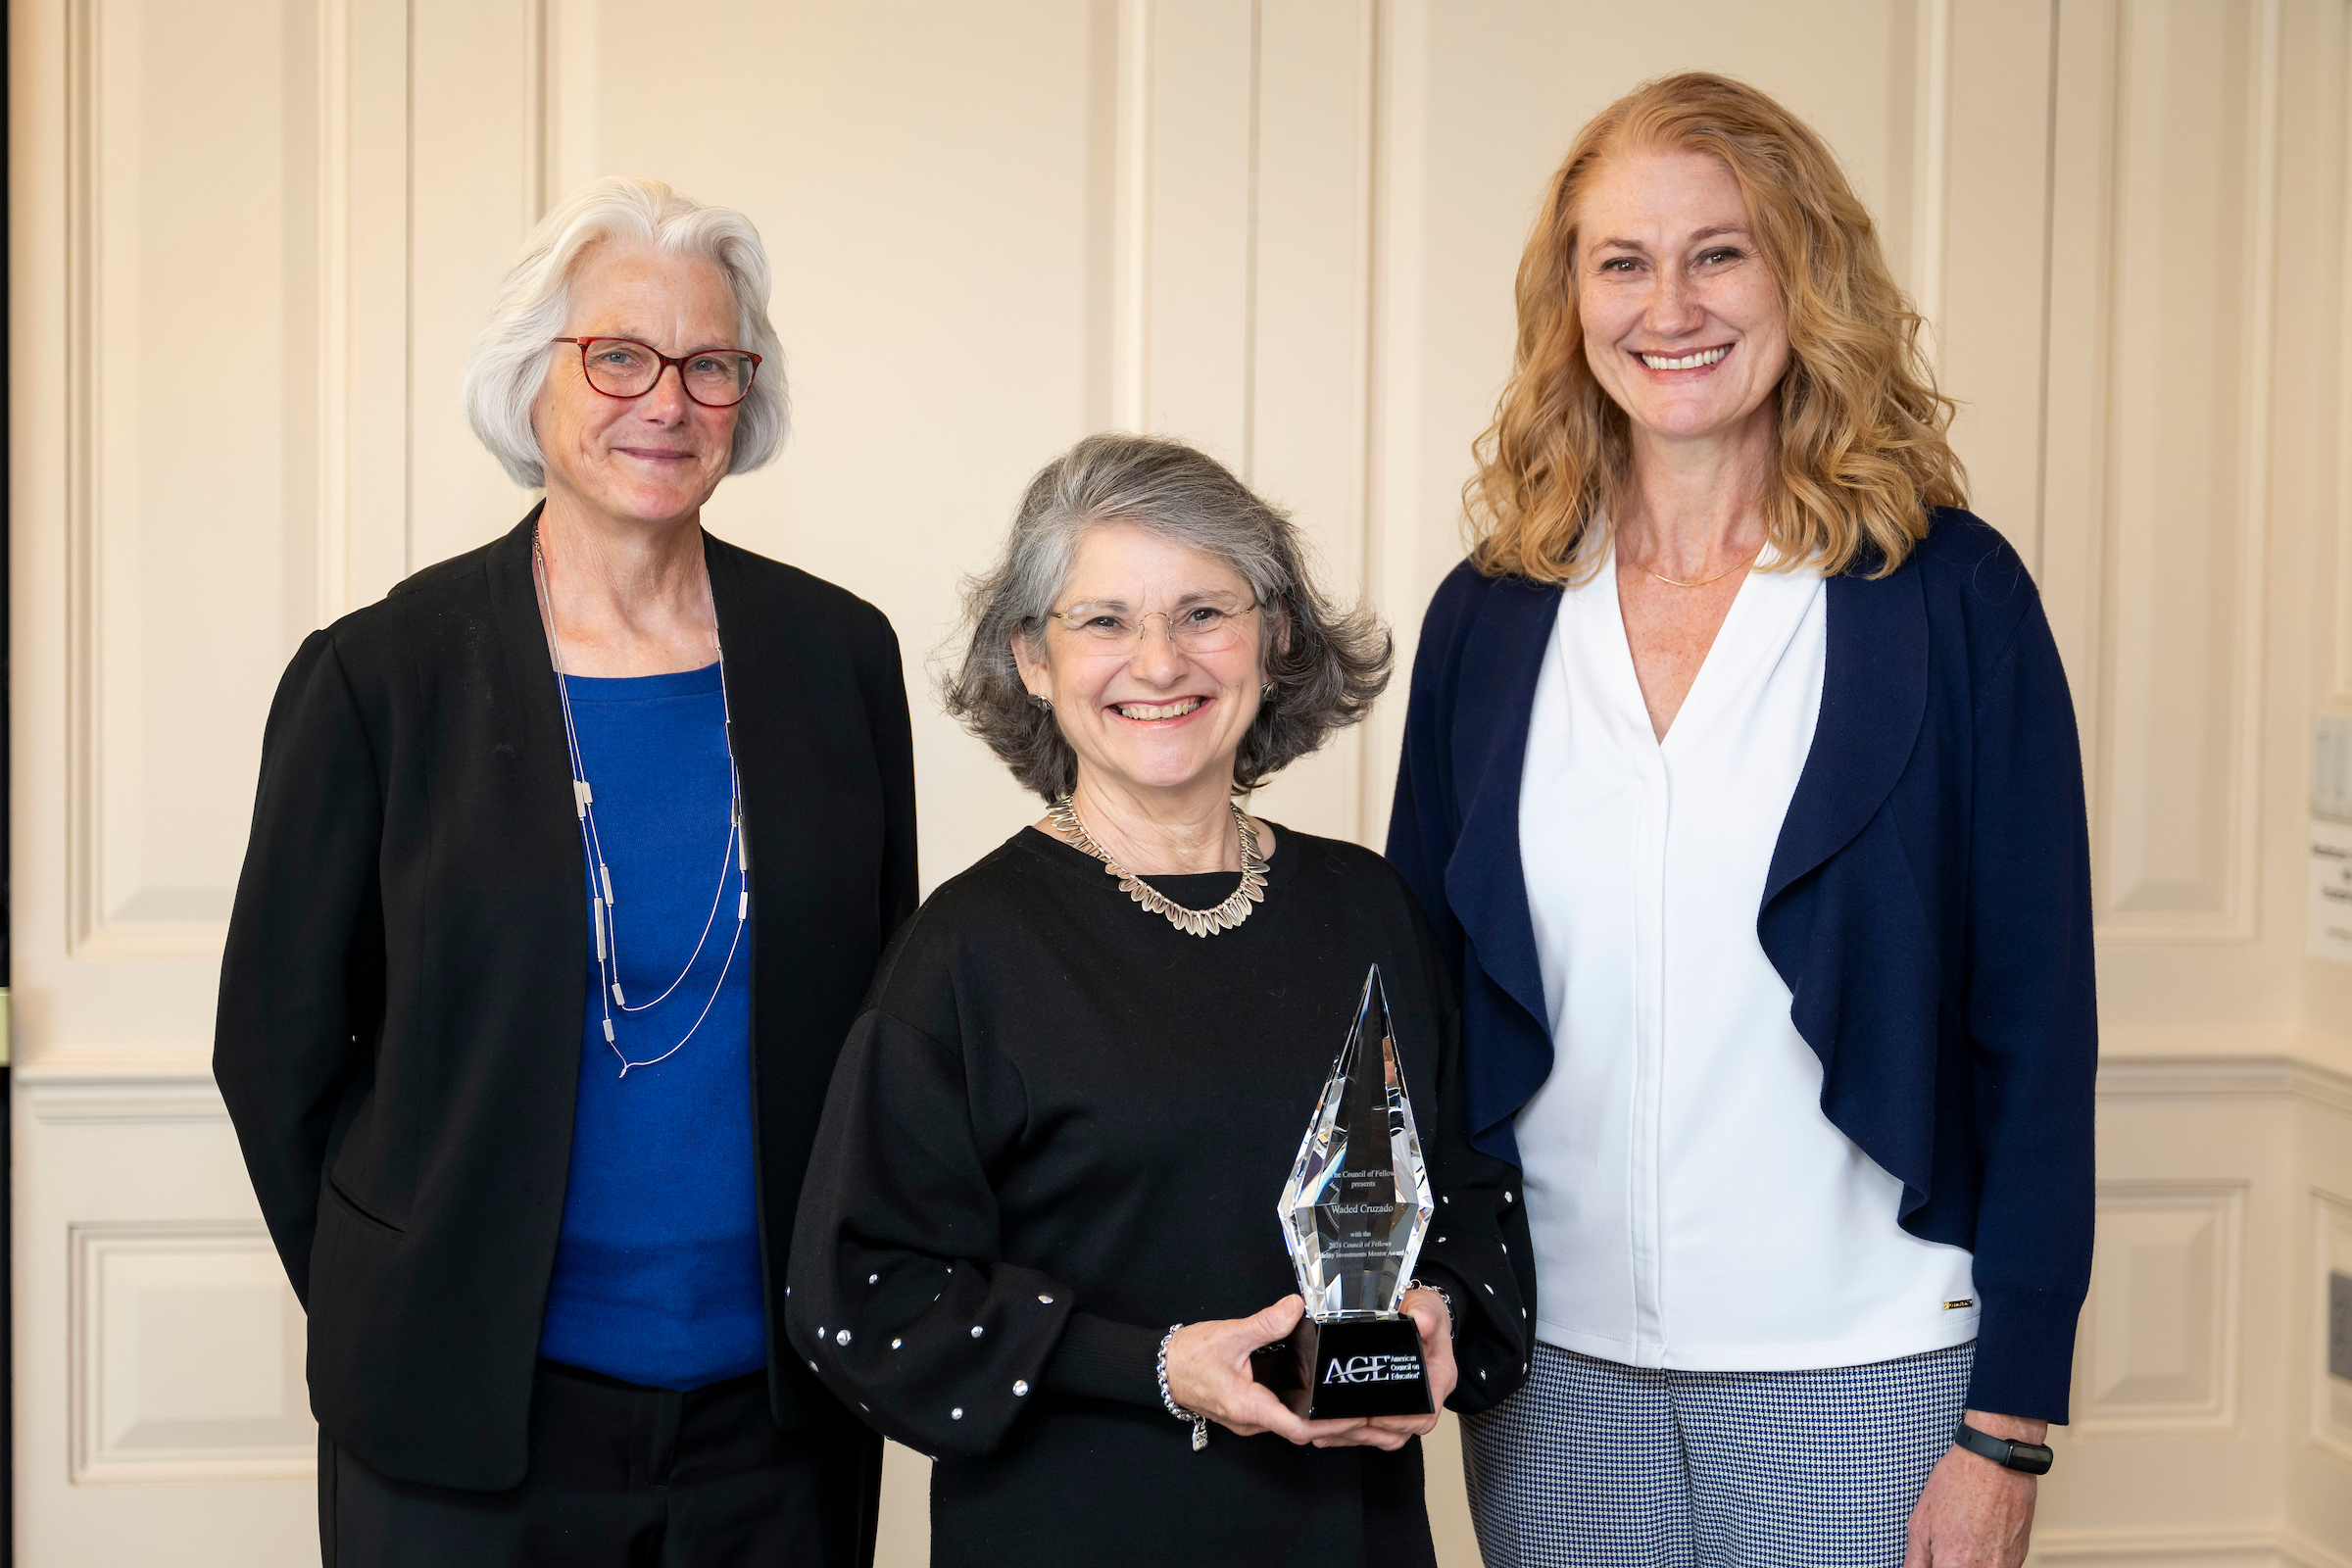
[536,525,746,1081]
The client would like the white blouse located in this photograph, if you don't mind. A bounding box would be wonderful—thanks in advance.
[1513,547,1980,1372]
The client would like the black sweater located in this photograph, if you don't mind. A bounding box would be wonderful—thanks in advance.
[787,825,1533,1568]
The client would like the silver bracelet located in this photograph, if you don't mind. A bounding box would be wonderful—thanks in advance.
[1155,1323,1208,1451]
[1409,1278,1460,1341]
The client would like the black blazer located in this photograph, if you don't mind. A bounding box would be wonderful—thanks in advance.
[215,510,919,1492]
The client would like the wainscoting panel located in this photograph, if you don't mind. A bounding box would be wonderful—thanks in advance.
[1933,0,2058,566]
[2076,1182,2246,1434]
[2031,1524,2352,1567]
[2034,1066,2293,1553]
[69,1222,313,1485]
[1127,0,1254,466]
[2331,0,2352,715]
[2314,1189,2352,1465]
[2294,1079,2352,1546]
[2075,0,2279,943]
[67,0,338,956]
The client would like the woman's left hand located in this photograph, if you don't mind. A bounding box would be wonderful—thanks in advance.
[1314,1286,1457,1448]
[1901,1409,2040,1567]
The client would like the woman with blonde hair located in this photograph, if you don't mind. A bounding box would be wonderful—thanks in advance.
[1387,74,2092,1566]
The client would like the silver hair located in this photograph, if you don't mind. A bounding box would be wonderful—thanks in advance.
[943,432,1393,801]
[461,176,789,488]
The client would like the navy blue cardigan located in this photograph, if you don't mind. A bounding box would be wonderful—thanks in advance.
[1387,511,2095,1422]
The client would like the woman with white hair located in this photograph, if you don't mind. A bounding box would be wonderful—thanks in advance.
[215,176,915,1566]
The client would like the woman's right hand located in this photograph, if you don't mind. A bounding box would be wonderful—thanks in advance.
[1162,1296,1405,1450]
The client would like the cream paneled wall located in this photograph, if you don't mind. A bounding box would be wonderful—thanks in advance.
[10,2,2352,1565]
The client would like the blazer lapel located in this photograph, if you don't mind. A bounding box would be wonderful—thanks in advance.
[703,533,817,858]
[1442,576,1562,1033]
[1762,562,1929,909]
[476,504,599,1127]
[701,532,861,939]
[483,503,574,816]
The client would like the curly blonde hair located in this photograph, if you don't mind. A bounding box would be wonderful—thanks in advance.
[1465,72,1966,583]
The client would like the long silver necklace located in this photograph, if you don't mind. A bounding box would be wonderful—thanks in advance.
[1049,795,1267,938]
[533,531,747,1076]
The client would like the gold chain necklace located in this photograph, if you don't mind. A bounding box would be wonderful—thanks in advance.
[1049,795,1267,938]
[1639,546,1764,589]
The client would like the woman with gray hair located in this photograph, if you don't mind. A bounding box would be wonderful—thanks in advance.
[786,432,1532,1567]
[214,175,914,1565]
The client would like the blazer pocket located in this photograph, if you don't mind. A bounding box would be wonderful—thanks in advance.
[324,1173,406,1237]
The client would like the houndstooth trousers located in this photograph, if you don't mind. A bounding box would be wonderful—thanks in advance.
[1461,1341,1975,1567]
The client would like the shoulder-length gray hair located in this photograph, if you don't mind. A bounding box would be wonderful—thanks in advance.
[944,432,1393,801]
[461,176,789,488]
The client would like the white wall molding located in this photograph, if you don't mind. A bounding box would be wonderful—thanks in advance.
[313,0,353,626]
[23,1076,225,1126]
[1108,0,1152,433]
[64,0,363,959]
[1909,0,1955,367]
[18,1047,225,1124]
[2308,1187,2352,1470]
[2036,0,2119,736]
[68,1220,312,1485]
[2229,0,2283,931]
[1358,0,1430,852]
[524,0,600,228]
[2335,0,2352,710]
[2095,1053,2352,1117]
[2286,1531,2352,1568]
[1102,0,1378,842]
[522,0,553,225]
[2087,0,2281,946]
[2033,1524,2352,1567]
[2075,1179,2247,1435]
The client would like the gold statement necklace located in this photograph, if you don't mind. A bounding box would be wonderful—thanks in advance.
[1049,794,1267,938]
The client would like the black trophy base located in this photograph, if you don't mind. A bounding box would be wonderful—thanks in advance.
[1251,1314,1433,1419]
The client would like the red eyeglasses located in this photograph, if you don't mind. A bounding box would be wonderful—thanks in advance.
[553,337,762,409]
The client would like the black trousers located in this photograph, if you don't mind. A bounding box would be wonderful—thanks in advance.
[319,1360,880,1567]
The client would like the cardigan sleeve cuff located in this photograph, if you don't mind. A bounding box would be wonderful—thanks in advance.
[1966,1286,2085,1424]
[1043,1311,1163,1407]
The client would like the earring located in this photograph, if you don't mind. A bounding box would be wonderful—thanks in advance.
[1261,681,1276,699]
[1033,695,1054,711]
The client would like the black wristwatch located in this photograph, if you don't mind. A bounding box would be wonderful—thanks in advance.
[1952,1421,2053,1475]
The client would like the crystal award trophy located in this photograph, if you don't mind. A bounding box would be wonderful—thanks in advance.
[1259,964,1437,1418]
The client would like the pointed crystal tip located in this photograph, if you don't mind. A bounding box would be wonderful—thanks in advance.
[1276,965,1434,1320]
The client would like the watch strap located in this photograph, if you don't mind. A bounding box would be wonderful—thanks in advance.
[1952,1420,2053,1475]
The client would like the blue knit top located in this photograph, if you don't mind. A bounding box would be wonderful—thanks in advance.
[539,662,765,1390]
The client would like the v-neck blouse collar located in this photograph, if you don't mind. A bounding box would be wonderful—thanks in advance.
[1565,544,1827,758]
